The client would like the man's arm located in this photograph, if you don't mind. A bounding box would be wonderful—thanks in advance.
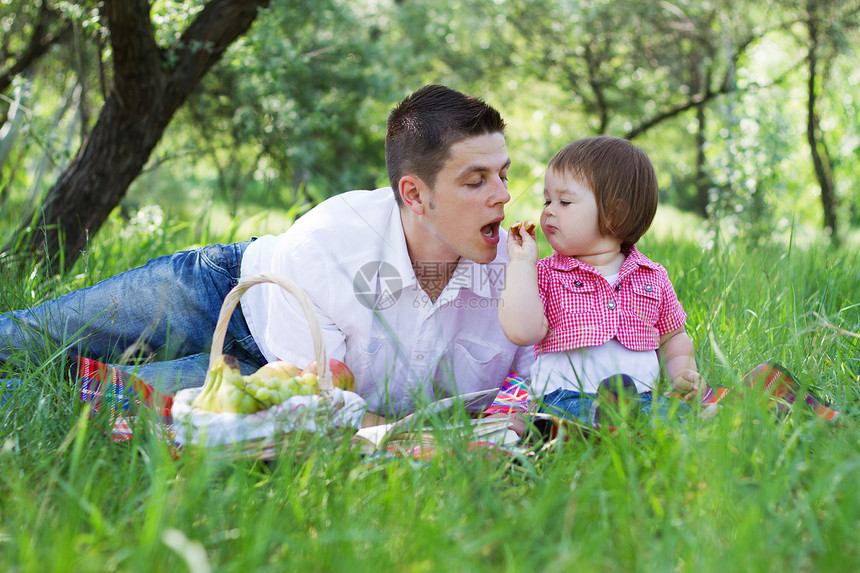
[265,235,347,368]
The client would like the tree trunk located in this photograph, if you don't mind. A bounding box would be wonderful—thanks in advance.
[691,50,710,218]
[805,3,838,241]
[4,0,270,271]
[584,43,610,134]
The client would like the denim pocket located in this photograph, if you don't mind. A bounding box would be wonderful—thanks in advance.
[199,243,246,284]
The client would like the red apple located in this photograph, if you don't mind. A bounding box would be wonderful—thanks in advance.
[302,358,355,392]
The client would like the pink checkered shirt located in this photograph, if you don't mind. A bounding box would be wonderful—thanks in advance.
[536,247,687,355]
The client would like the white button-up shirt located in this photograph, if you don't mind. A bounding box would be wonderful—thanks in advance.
[240,187,533,417]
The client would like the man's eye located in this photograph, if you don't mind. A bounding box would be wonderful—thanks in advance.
[560,201,570,206]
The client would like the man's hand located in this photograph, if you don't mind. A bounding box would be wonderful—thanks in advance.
[482,411,528,437]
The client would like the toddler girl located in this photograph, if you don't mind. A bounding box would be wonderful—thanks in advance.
[499,135,705,425]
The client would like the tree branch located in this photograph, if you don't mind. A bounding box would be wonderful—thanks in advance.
[624,29,768,140]
[162,0,271,117]
[0,2,71,95]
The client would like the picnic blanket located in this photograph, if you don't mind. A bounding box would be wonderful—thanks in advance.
[77,356,173,440]
[75,356,841,447]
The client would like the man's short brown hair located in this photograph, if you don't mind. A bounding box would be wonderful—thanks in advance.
[385,85,506,205]
[548,135,658,252]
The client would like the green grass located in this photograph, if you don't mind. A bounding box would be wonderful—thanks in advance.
[1,212,859,572]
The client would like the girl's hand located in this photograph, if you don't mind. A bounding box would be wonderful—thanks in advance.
[675,372,719,418]
[507,221,539,262]
[672,369,703,403]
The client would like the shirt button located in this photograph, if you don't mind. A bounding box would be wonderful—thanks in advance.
[415,353,424,360]
[607,300,617,310]
[614,284,621,292]
[574,281,583,287]
[644,284,653,292]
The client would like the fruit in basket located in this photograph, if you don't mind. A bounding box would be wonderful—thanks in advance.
[191,354,252,413]
[255,360,301,381]
[192,355,325,414]
[298,371,318,393]
[301,359,355,392]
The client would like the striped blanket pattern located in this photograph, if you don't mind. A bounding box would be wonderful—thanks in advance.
[76,358,840,443]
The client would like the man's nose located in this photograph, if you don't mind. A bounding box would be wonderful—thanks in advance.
[490,176,510,205]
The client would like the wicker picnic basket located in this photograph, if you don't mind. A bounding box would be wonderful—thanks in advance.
[171,272,367,447]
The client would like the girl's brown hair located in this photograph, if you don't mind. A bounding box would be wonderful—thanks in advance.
[548,135,658,252]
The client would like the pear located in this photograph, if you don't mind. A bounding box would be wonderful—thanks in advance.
[254,360,301,381]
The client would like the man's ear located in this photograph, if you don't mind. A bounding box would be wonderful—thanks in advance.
[399,175,426,215]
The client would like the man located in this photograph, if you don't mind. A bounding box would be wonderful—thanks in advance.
[1,85,533,418]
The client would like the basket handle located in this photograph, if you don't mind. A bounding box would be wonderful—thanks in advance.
[209,272,332,393]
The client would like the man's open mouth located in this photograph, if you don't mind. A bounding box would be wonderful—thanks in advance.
[481,222,499,238]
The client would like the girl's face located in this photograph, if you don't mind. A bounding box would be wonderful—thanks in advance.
[540,168,621,260]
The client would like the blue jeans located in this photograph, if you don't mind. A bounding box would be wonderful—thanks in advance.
[537,388,691,425]
[0,242,266,397]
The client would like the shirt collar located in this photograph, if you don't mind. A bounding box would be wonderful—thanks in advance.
[619,246,658,272]
[547,245,657,274]
[382,193,420,289]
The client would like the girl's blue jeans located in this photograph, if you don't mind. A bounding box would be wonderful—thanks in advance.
[0,242,267,397]
[537,387,691,425]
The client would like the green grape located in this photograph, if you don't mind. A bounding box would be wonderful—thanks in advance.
[240,393,256,413]
[298,383,316,396]
[268,389,283,405]
[278,378,292,396]
[300,372,317,386]
[255,386,271,403]
[286,377,302,395]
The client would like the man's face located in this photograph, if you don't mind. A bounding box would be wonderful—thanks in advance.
[421,132,511,264]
